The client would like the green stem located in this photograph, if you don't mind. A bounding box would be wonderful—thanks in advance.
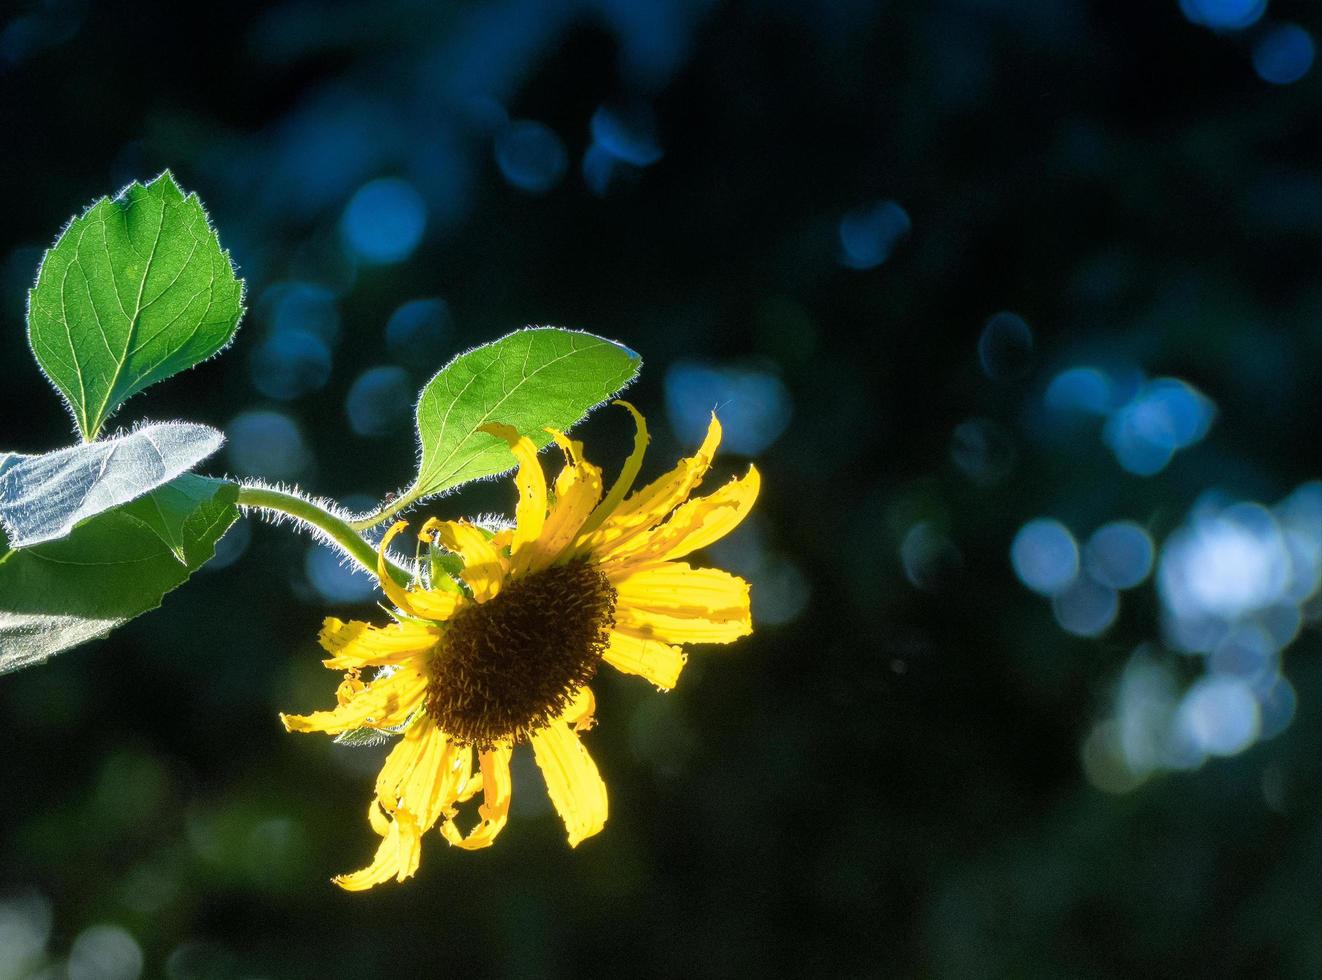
[236,486,410,585]
[346,491,417,532]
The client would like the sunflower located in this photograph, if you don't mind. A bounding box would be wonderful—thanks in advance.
[281,403,760,890]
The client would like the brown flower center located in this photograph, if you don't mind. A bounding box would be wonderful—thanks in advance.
[425,561,617,748]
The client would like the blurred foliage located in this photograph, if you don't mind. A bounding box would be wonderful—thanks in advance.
[1,0,1320,977]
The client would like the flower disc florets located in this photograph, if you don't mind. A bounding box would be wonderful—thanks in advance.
[425,561,617,748]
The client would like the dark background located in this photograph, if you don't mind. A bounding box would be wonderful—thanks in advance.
[1,1,1320,977]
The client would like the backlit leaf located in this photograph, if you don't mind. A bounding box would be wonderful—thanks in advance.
[0,475,239,674]
[0,422,224,549]
[26,172,244,440]
[380,327,639,518]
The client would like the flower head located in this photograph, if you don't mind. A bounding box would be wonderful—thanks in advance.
[281,403,760,889]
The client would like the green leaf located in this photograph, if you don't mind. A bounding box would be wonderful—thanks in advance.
[118,469,232,564]
[26,171,245,441]
[0,422,224,549]
[381,327,639,520]
[0,474,239,674]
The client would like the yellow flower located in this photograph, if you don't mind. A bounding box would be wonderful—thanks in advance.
[281,404,760,890]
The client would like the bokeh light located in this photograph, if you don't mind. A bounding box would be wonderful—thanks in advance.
[260,95,388,218]
[259,282,340,343]
[345,366,413,437]
[0,893,51,978]
[1052,573,1119,637]
[748,556,811,625]
[1158,486,1320,665]
[385,297,452,366]
[225,411,312,480]
[1103,377,1215,475]
[1011,518,1078,596]
[1252,23,1315,85]
[1044,365,1114,415]
[703,519,810,627]
[977,312,1035,381]
[1084,521,1155,589]
[201,519,252,573]
[1255,676,1298,739]
[581,103,661,196]
[949,418,1017,486]
[838,200,911,270]
[303,545,378,604]
[1159,501,1292,631]
[341,178,427,263]
[495,120,568,194]
[1084,480,1320,787]
[1179,0,1266,31]
[1278,482,1322,596]
[581,142,619,197]
[900,522,962,592]
[590,103,663,167]
[664,361,792,456]
[68,924,143,980]
[1114,654,1182,772]
[1081,720,1147,795]
[249,328,332,401]
[1175,675,1260,758]
[1207,624,1276,679]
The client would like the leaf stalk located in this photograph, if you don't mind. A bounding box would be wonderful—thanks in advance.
[235,485,410,585]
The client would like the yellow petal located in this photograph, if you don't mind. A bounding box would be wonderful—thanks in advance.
[350,719,472,885]
[609,466,761,568]
[550,427,587,472]
[612,562,752,615]
[367,798,391,837]
[609,412,721,523]
[563,684,597,729]
[430,519,508,602]
[531,721,608,847]
[334,669,365,705]
[370,524,465,621]
[333,808,421,890]
[613,602,752,645]
[442,745,513,850]
[576,400,649,539]
[455,763,484,803]
[480,423,547,578]
[527,430,603,569]
[377,521,422,616]
[407,589,466,621]
[397,727,468,831]
[372,718,433,807]
[575,414,721,560]
[603,630,687,690]
[281,668,427,734]
[318,617,439,669]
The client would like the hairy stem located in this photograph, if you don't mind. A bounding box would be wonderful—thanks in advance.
[346,491,416,532]
[236,485,410,585]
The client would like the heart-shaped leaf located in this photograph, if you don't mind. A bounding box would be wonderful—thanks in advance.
[0,474,239,674]
[372,327,639,521]
[26,171,244,440]
[0,422,224,549]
